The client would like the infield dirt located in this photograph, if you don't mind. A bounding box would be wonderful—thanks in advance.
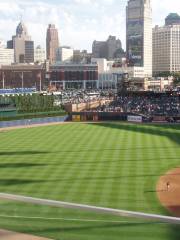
[157,168,180,217]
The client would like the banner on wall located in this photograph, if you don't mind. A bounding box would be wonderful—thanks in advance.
[127,115,142,123]
[72,115,81,122]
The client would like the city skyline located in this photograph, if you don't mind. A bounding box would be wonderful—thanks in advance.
[0,0,179,51]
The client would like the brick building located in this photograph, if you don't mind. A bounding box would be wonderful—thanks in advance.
[0,64,46,91]
[48,63,98,89]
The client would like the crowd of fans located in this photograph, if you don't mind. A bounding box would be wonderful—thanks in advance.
[58,89,179,117]
[97,94,179,117]
[1,87,179,117]
[59,89,114,104]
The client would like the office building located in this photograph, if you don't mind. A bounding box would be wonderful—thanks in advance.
[47,64,98,90]
[0,64,45,90]
[153,24,180,74]
[165,13,180,26]
[91,58,114,73]
[56,46,73,63]
[7,21,34,63]
[0,48,14,65]
[0,39,6,48]
[46,24,59,64]
[73,50,92,64]
[34,45,46,63]
[92,40,107,59]
[92,36,122,60]
[126,0,152,77]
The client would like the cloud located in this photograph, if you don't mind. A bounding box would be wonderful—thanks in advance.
[0,0,126,51]
[0,0,179,52]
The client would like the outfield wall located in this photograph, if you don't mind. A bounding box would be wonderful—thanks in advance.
[70,112,180,123]
[71,112,129,122]
[0,115,68,128]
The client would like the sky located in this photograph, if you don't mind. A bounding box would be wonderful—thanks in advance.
[0,0,179,51]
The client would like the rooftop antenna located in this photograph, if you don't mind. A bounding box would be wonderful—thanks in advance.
[19,10,25,23]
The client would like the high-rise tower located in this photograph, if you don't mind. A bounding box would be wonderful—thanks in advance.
[46,24,59,64]
[7,21,34,63]
[126,0,152,77]
[153,24,180,74]
[165,13,180,26]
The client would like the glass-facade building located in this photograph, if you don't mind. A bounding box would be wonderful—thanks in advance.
[126,0,152,77]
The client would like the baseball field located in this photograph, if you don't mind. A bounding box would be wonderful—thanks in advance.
[0,122,179,240]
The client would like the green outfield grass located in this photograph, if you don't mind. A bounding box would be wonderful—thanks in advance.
[0,123,179,240]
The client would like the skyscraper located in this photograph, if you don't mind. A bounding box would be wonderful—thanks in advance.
[165,13,180,26]
[92,36,123,60]
[7,21,34,63]
[153,24,180,74]
[46,24,59,64]
[126,0,152,77]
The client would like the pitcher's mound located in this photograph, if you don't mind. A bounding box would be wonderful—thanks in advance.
[156,168,180,217]
[0,229,52,240]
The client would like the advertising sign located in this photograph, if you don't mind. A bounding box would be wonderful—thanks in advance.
[127,115,142,123]
[72,115,81,122]
[127,20,144,66]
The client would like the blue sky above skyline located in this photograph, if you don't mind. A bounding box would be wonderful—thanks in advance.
[0,0,179,51]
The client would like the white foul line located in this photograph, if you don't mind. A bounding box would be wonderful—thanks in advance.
[0,214,171,225]
[0,193,180,225]
[0,214,142,224]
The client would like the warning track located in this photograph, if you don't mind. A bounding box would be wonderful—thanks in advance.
[0,229,52,240]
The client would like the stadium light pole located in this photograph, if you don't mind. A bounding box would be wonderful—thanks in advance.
[14,71,31,93]
[2,71,5,89]
[21,72,24,91]
[39,65,44,92]
[40,73,42,92]
[38,70,42,92]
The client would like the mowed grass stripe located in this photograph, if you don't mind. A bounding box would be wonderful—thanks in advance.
[105,129,125,209]
[113,126,132,210]
[91,129,116,207]
[115,127,129,209]
[79,128,108,204]
[58,125,101,202]
[133,127,144,211]
[0,123,179,240]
